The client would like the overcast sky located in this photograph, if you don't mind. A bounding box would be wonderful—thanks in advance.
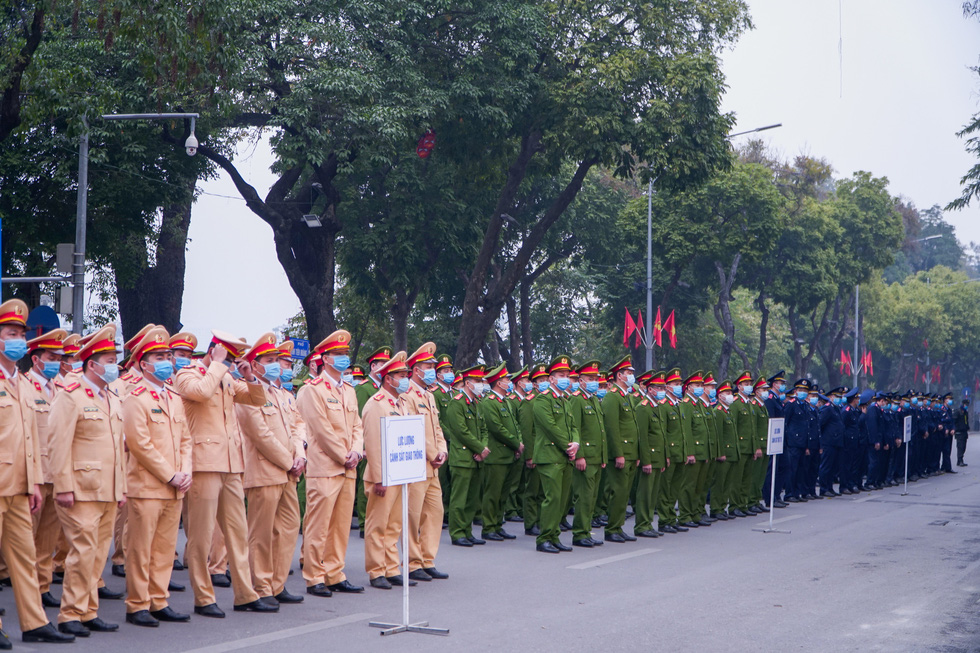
[174,0,980,347]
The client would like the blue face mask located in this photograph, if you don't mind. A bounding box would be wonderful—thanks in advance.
[570,381,580,393]
[708,388,717,400]
[796,391,807,400]
[71,361,83,372]
[523,382,533,393]
[596,388,607,399]
[947,400,953,406]
[422,369,437,385]
[506,381,514,394]
[174,356,192,370]
[150,361,174,382]
[441,372,455,384]
[41,361,61,379]
[396,377,410,394]
[231,366,243,380]
[98,362,120,384]
[808,396,818,406]
[537,381,551,393]
[555,377,570,392]
[779,392,786,401]
[669,385,681,398]
[656,389,667,401]
[330,355,350,373]
[280,368,294,382]
[261,361,281,382]
[283,381,294,391]
[2,338,27,362]
[911,398,918,406]
[585,381,599,394]
[342,372,354,385]
[692,387,704,397]
[625,374,636,386]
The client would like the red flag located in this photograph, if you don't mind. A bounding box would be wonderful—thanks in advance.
[624,308,636,347]
[932,366,940,384]
[867,351,873,376]
[839,349,847,375]
[634,311,644,348]
[923,339,929,349]
[654,307,663,347]
[416,129,436,158]
[664,310,677,349]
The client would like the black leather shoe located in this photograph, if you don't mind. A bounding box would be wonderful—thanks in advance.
[172,560,185,571]
[23,623,75,643]
[774,500,789,508]
[467,536,486,545]
[635,530,660,538]
[572,538,594,548]
[111,564,126,578]
[621,532,637,541]
[481,532,504,541]
[536,542,560,554]
[809,493,823,500]
[673,524,689,532]
[505,514,524,522]
[604,532,626,543]
[369,576,392,590]
[233,599,279,613]
[696,520,712,527]
[168,580,185,592]
[126,610,160,627]
[422,567,449,580]
[81,617,118,632]
[553,541,572,552]
[731,509,748,517]
[524,525,540,536]
[274,589,304,603]
[591,518,604,528]
[711,513,730,521]
[0,628,9,650]
[702,515,719,522]
[408,569,432,582]
[659,524,677,534]
[98,586,124,600]
[258,595,279,608]
[150,606,190,622]
[51,571,64,585]
[451,538,473,547]
[387,575,416,587]
[756,505,771,512]
[58,621,90,637]
[473,518,483,526]
[588,537,604,546]
[193,603,225,618]
[746,506,762,514]
[0,577,12,587]
[326,580,364,593]
[785,496,800,503]
[210,573,231,588]
[681,521,700,528]
[41,591,60,607]
[559,519,572,532]
[306,583,332,597]
[497,528,517,540]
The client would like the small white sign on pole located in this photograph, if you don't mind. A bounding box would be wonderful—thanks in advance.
[903,415,912,443]
[766,417,785,456]
[380,415,427,486]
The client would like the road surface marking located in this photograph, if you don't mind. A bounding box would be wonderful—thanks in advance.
[181,612,378,652]
[567,547,660,570]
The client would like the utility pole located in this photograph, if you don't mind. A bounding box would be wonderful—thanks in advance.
[645,177,653,370]
[72,116,89,335]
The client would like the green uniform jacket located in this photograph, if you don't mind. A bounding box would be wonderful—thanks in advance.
[443,392,487,469]
[601,385,639,462]
[480,391,522,465]
[730,394,755,456]
[676,399,698,460]
[703,398,721,458]
[683,394,711,461]
[714,403,740,461]
[433,383,454,421]
[355,376,381,415]
[567,391,606,464]
[636,398,667,468]
[660,397,686,461]
[517,393,537,461]
[532,389,577,465]
[752,398,770,452]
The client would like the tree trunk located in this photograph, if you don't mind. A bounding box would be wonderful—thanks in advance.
[712,255,749,381]
[754,289,769,376]
[505,295,521,369]
[520,278,533,365]
[0,5,45,143]
[391,289,410,352]
[789,305,803,379]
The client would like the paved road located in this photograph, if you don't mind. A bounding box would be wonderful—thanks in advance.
[3,466,980,652]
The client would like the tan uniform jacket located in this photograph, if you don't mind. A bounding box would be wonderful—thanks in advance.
[0,370,42,496]
[122,379,193,499]
[296,374,363,479]
[236,383,304,488]
[362,388,406,485]
[404,381,448,479]
[23,371,58,484]
[173,361,266,474]
[48,379,126,502]
[279,387,308,457]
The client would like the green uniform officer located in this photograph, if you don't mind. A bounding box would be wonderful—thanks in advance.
[697,372,720,522]
[677,371,711,528]
[658,368,694,532]
[726,371,756,517]
[519,365,547,536]
[566,360,607,547]
[432,354,456,514]
[634,371,667,538]
[601,356,639,543]
[747,377,771,512]
[531,356,579,553]
[354,346,393,535]
[479,364,523,541]
[709,380,740,519]
[443,365,490,546]
[502,367,530,522]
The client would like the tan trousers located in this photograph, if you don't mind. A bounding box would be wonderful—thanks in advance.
[408,475,443,571]
[302,475,354,586]
[111,501,127,566]
[0,495,49,631]
[246,482,300,597]
[125,498,181,613]
[32,483,65,593]
[56,500,116,623]
[208,524,228,575]
[364,483,402,580]
[185,471,258,607]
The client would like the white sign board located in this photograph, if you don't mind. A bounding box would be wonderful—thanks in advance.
[380,415,427,486]
[767,417,785,456]
[903,415,912,443]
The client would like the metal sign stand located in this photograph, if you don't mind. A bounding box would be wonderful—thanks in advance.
[753,453,791,534]
[897,415,917,497]
[753,418,790,534]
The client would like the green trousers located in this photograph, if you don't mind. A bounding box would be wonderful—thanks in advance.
[750,455,768,505]
[439,462,452,513]
[355,457,367,529]
[603,463,637,534]
[658,461,681,526]
[708,459,734,515]
[501,459,524,518]
[594,464,610,518]
[523,466,542,528]
[448,465,482,541]
[481,464,510,534]
[677,460,703,523]
[633,467,662,533]
[727,454,750,511]
[696,458,713,514]
[571,463,602,541]
[739,454,762,510]
[536,461,572,545]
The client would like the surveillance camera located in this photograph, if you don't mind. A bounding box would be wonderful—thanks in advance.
[185,133,199,156]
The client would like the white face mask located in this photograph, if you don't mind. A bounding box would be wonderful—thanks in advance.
[722,394,736,406]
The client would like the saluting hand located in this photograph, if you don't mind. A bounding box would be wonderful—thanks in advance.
[211,344,228,365]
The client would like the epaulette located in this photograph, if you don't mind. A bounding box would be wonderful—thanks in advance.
[640,398,650,406]
[131,386,146,396]
[494,395,504,403]
[572,390,581,396]
[373,392,385,402]
[309,377,324,386]
[524,392,535,400]
[65,382,81,392]
[121,373,135,382]
[54,380,65,389]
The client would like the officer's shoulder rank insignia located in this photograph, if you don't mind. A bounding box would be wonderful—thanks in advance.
[131,386,146,396]
[65,382,81,393]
